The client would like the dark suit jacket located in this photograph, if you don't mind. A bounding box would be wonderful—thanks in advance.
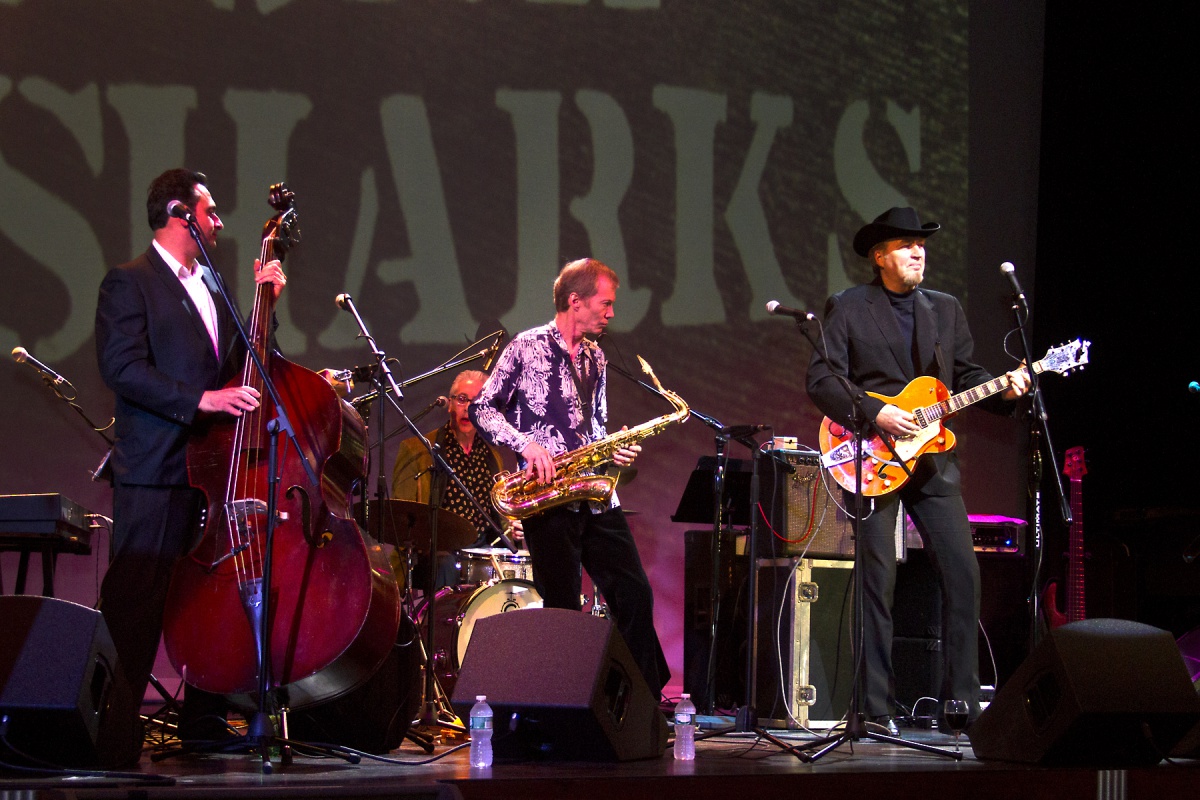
[806,280,1011,496]
[95,247,243,486]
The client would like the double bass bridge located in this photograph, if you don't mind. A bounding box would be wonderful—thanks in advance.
[207,498,278,570]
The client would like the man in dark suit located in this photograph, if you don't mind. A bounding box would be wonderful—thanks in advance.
[806,207,1029,734]
[94,168,286,744]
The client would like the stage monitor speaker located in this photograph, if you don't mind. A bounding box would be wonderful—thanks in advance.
[450,608,667,762]
[970,618,1200,766]
[288,614,421,753]
[0,596,139,769]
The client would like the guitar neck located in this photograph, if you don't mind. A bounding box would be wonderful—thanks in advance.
[919,363,1039,424]
[1067,475,1086,622]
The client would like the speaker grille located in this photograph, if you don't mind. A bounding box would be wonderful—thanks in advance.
[777,451,855,558]
[449,608,667,761]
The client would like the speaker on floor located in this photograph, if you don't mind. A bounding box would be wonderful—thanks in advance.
[450,608,667,762]
[288,614,421,753]
[970,618,1200,766]
[0,596,139,769]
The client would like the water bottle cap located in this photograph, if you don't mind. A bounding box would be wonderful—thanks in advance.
[476,695,487,701]
[681,693,690,699]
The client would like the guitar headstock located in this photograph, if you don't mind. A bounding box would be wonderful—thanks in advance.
[1039,339,1091,375]
[1063,445,1087,479]
[262,182,301,261]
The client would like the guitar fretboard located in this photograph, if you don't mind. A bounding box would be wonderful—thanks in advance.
[916,362,1044,425]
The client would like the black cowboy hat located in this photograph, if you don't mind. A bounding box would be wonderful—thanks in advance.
[852,207,940,257]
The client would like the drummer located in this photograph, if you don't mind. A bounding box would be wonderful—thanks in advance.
[391,369,518,589]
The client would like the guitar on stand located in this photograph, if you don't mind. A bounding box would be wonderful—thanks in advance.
[818,339,1090,497]
[1042,446,1087,628]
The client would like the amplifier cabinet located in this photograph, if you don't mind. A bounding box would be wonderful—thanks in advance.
[768,448,905,561]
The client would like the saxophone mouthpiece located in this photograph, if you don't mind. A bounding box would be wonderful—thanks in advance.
[637,355,665,392]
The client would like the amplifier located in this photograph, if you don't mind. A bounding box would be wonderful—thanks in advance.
[901,514,1027,555]
[771,448,903,560]
[769,447,1023,558]
[968,515,1026,555]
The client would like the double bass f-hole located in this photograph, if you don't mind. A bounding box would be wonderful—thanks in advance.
[285,485,333,549]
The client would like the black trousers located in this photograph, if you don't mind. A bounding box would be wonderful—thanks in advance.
[98,484,227,733]
[853,489,981,719]
[522,504,670,699]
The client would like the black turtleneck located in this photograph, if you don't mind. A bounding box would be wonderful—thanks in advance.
[883,285,919,373]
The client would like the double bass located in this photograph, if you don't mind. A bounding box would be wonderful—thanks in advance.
[163,184,399,709]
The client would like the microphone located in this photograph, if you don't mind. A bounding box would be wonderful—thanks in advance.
[719,423,770,437]
[11,347,67,385]
[335,293,354,311]
[482,335,503,372]
[166,200,195,223]
[1189,381,1199,394]
[765,300,814,322]
[435,395,449,408]
[1000,261,1026,303]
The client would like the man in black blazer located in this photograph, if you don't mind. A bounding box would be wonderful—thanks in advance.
[806,207,1029,734]
[94,168,286,745]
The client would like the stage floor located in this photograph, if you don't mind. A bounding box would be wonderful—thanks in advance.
[2,717,1199,800]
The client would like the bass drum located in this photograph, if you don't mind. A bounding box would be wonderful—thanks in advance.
[420,579,543,699]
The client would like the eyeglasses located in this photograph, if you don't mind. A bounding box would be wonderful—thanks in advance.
[448,394,473,405]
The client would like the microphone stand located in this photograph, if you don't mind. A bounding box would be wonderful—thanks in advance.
[1005,288,1070,652]
[349,331,503,409]
[16,358,117,482]
[335,298,513,746]
[159,212,355,774]
[787,315,957,762]
[606,361,764,723]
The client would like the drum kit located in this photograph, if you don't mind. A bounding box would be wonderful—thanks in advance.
[360,499,545,709]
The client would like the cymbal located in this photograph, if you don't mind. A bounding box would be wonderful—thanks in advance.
[356,499,478,554]
[611,464,638,488]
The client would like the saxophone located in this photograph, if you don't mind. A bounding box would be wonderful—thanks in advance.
[491,356,690,520]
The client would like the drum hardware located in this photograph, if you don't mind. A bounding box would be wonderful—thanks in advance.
[457,547,534,586]
[417,579,543,699]
[372,505,478,749]
[583,579,608,617]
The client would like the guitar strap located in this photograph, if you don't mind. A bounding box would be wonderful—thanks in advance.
[566,342,596,433]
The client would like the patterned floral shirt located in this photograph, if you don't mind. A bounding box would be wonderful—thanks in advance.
[470,320,616,509]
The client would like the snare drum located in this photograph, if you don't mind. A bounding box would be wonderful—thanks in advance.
[457,547,534,585]
[418,579,543,698]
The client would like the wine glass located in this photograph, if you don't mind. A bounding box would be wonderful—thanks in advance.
[943,699,969,753]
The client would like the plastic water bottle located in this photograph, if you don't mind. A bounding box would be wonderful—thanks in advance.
[469,695,493,768]
[673,693,696,760]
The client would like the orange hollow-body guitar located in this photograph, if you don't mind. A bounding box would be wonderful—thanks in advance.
[1042,446,1087,628]
[818,339,1090,497]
